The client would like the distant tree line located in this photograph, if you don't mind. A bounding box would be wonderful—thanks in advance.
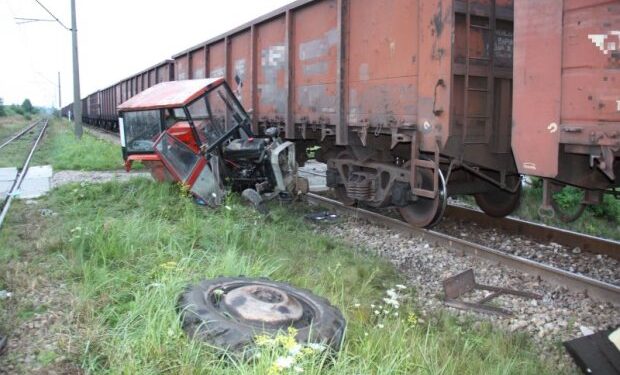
[0,97,39,118]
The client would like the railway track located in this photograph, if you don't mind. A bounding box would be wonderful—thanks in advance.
[305,193,620,305]
[0,119,50,230]
[0,119,44,151]
[442,204,620,260]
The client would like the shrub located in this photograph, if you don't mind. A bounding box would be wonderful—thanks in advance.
[21,98,34,113]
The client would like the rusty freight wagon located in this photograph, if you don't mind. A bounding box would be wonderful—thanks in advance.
[171,0,517,227]
[82,60,175,131]
[513,0,620,221]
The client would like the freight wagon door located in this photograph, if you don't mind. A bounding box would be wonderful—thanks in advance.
[153,132,225,207]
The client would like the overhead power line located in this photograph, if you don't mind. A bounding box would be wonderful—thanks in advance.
[14,17,56,25]
[32,0,70,30]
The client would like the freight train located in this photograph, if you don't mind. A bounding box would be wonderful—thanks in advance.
[62,0,620,228]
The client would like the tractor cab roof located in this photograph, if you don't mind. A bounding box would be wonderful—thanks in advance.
[117,78,225,112]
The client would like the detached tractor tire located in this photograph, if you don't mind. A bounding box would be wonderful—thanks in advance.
[177,277,346,354]
[474,177,522,218]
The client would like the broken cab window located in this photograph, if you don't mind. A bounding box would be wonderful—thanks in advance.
[155,133,200,181]
[123,110,162,153]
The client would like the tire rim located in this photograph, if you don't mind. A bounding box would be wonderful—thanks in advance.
[206,282,316,329]
[222,285,304,326]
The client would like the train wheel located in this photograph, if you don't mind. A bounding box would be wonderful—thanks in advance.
[333,151,356,206]
[474,177,522,218]
[399,166,447,228]
[550,185,587,223]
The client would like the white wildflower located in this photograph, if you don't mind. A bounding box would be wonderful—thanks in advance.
[374,310,380,315]
[294,366,304,373]
[288,344,302,356]
[275,356,295,369]
[307,343,326,352]
[383,298,400,309]
[393,312,399,317]
[386,289,398,299]
[377,324,384,329]
[354,303,360,308]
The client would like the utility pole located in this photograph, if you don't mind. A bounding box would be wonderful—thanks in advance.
[57,71,61,110]
[71,0,82,139]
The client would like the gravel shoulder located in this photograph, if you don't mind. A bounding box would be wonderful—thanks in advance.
[313,214,619,371]
[435,213,620,286]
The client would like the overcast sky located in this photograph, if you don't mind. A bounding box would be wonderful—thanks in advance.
[0,0,294,107]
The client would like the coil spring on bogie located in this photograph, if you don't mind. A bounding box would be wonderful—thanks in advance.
[346,172,377,201]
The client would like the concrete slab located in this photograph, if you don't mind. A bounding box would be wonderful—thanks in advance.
[19,165,53,199]
[0,167,18,200]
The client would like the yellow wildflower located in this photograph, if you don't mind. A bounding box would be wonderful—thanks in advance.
[160,261,177,270]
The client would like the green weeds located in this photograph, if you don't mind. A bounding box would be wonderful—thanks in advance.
[516,180,620,240]
[32,118,123,170]
[0,179,559,374]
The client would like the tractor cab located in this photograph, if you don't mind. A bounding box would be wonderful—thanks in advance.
[118,78,302,207]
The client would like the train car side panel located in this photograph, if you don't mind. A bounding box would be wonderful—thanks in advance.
[209,41,226,78]
[347,0,419,132]
[292,0,338,129]
[513,0,619,188]
[190,48,207,79]
[229,31,252,108]
[176,55,189,80]
[256,16,287,123]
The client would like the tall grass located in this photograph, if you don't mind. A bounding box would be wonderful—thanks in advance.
[0,179,559,374]
[32,118,124,170]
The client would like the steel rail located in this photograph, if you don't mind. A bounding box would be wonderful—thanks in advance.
[444,205,620,260]
[306,193,620,305]
[0,119,43,151]
[0,119,49,230]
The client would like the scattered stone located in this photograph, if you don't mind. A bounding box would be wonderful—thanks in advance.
[39,209,55,217]
[579,326,595,336]
[316,213,618,371]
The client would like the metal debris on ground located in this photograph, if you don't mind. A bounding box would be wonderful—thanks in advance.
[563,326,620,374]
[304,211,340,224]
[442,269,541,316]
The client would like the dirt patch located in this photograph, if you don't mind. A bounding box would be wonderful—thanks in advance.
[0,205,82,374]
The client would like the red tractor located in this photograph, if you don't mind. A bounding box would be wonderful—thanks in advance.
[118,78,305,208]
